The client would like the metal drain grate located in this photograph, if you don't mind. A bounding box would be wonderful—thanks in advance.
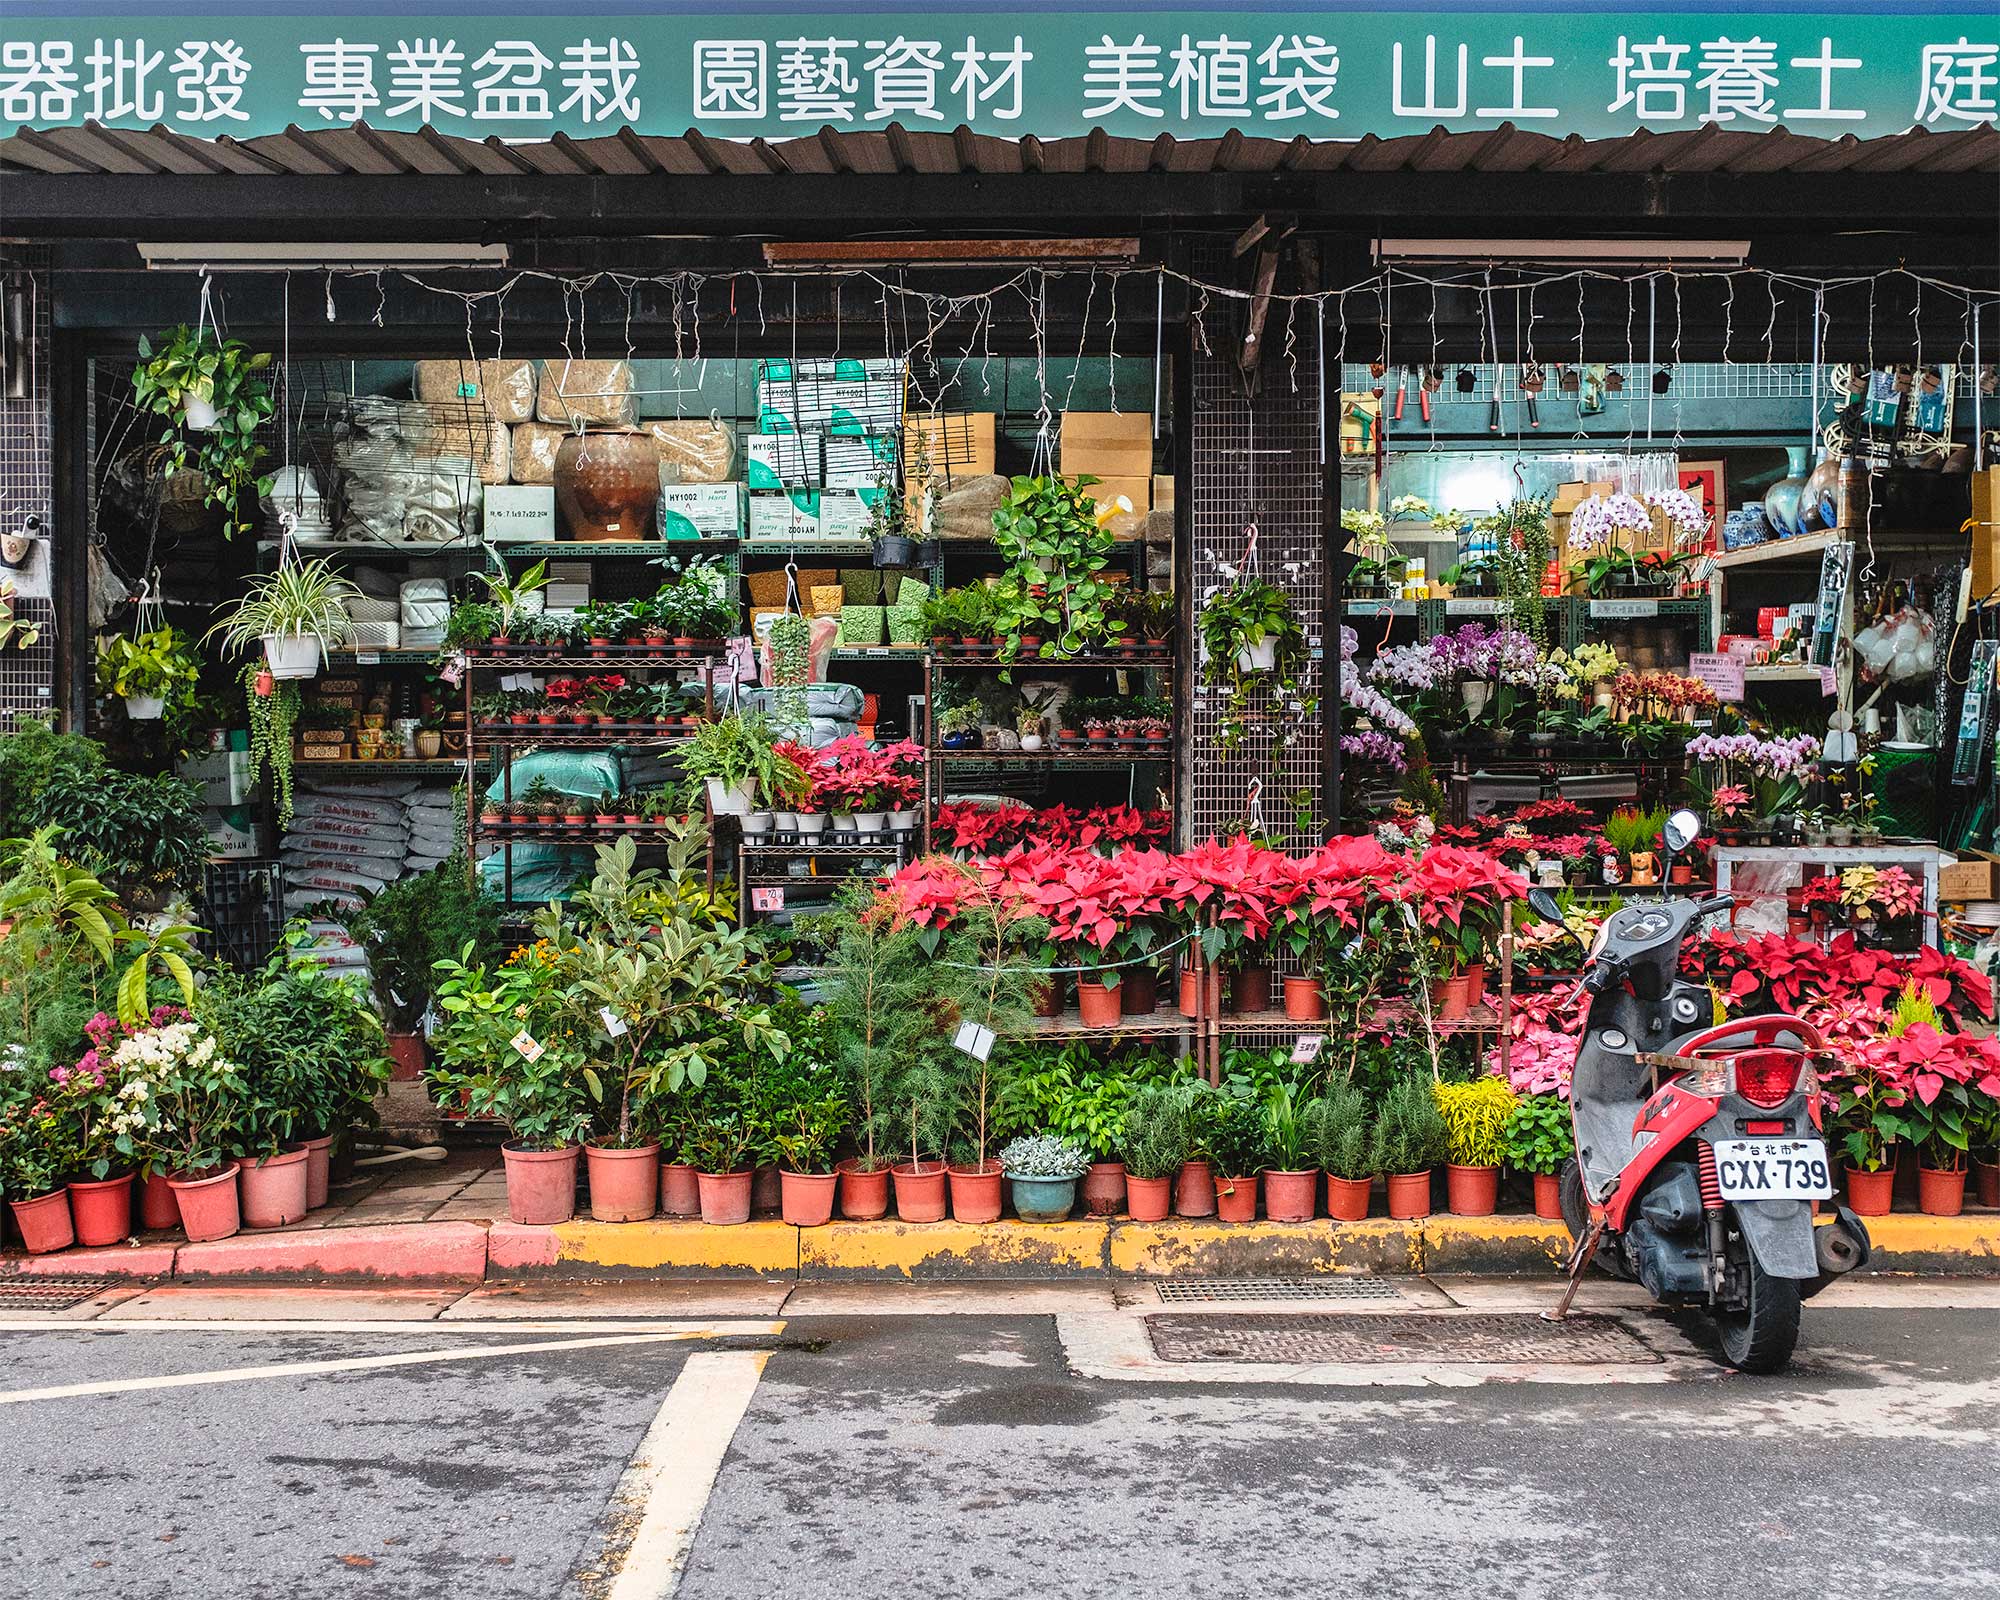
[1156,1276,1405,1304]
[0,1276,116,1311]
[1145,1312,1660,1366]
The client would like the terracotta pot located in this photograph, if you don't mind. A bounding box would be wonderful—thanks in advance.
[502,1142,580,1226]
[139,1170,181,1230]
[837,1159,892,1220]
[780,1170,839,1227]
[1533,1171,1565,1221]
[1120,968,1158,1017]
[947,1161,1004,1224]
[585,1143,661,1223]
[1082,1160,1127,1217]
[1464,962,1488,1008]
[1125,1174,1173,1222]
[1177,967,1223,1019]
[1325,1173,1371,1222]
[1446,1163,1499,1217]
[385,1030,426,1082]
[1076,979,1123,1029]
[68,1173,134,1247]
[659,1162,702,1217]
[1431,974,1471,1023]
[1263,1169,1316,1223]
[1670,864,1694,885]
[554,431,658,541]
[1283,975,1326,1022]
[753,1162,782,1215]
[1846,1165,1895,1217]
[1976,1157,2000,1210]
[1918,1165,1966,1218]
[8,1188,74,1255]
[239,1147,311,1229]
[1215,1173,1259,1222]
[1032,977,1065,1018]
[1174,1159,1217,1218]
[302,1133,335,1209]
[168,1167,242,1243]
[1386,1169,1433,1220]
[891,1160,949,1223]
[697,1170,754,1226]
[1231,963,1273,1014]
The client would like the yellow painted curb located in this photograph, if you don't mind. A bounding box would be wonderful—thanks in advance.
[549,1219,800,1276]
[799,1220,1110,1279]
[1421,1215,1572,1275]
[1108,1219,1422,1277]
[1855,1213,2000,1269]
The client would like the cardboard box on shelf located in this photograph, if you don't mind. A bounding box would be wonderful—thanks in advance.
[907,412,997,476]
[1060,411,1152,479]
[1152,474,1176,510]
[1939,851,2000,902]
[206,808,260,859]
[1970,467,2000,599]
[659,482,745,540]
[746,430,823,488]
[748,488,820,541]
[483,485,556,542]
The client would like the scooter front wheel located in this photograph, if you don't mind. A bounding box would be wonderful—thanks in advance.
[1557,1159,1632,1280]
[1714,1244,1802,1374]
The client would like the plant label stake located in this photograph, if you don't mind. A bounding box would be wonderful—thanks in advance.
[1289,1034,1324,1066]
[953,1021,996,1062]
[510,1030,545,1062]
[597,1006,629,1038]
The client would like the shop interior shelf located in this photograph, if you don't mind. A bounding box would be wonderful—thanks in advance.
[475,822,685,840]
[830,647,927,661]
[1743,664,1826,684]
[298,759,473,777]
[738,837,916,854]
[930,747,1173,763]
[933,651,1174,669]
[471,724,700,746]
[323,648,443,666]
[1712,530,1838,570]
[497,539,738,558]
[1022,998,1502,1038]
[462,647,722,668]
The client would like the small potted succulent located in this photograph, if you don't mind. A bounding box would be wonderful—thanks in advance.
[1000,1133,1091,1222]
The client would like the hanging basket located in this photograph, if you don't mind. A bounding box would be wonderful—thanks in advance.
[1235,637,1278,673]
[181,393,219,430]
[262,634,322,680]
[122,693,166,720]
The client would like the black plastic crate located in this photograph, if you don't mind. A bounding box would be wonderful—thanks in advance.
[197,860,287,971]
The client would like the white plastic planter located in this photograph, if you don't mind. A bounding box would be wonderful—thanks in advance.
[741,810,775,835]
[1461,680,1492,717]
[122,693,166,720]
[262,634,322,679]
[1235,637,1278,673]
[831,814,858,833]
[888,809,920,831]
[851,810,888,832]
[705,777,754,816]
[796,812,829,835]
[182,393,218,430]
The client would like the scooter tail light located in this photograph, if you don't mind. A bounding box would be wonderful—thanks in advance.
[1732,1051,1803,1109]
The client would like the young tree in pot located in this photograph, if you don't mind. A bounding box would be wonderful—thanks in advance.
[1119,1083,1195,1222]
[1370,1074,1451,1220]
[1432,1077,1518,1216]
[1500,1091,1575,1221]
[1304,1083,1373,1221]
[999,1133,1091,1221]
[1207,1092,1272,1222]
[771,1089,849,1227]
[1261,1082,1318,1222]
[340,863,500,1084]
[31,766,209,910]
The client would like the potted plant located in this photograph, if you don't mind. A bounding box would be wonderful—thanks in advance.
[988,476,1119,664]
[936,701,983,750]
[1370,1074,1450,1220]
[1197,576,1309,761]
[340,865,499,1084]
[0,578,43,653]
[678,711,804,818]
[471,558,550,645]
[1305,1083,1373,1221]
[772,1089,848,1228]
[1500,1091,1575,1221]
[0,1092,79,1254]
[95,626,200,722]
[136,1019,251,1243]
[131,325,274,535]
[1433,1077,1517,1216]
[444,599,503,654]
[1207,1092,1270,1222]
[684,1114,757,1225]
[207,556,360,679]
[816,882,924,1220]
[1119,1083,1194,1222]
[1261,1083,1317,1222]
[999,1133,1090,1222]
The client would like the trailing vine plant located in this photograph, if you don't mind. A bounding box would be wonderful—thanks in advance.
[1197,575,1313,788]
[766,611,813,729]
[1491,496,1555,651]
[131,325,276,537]
[240,661,301,826]
[988,475,1118,672]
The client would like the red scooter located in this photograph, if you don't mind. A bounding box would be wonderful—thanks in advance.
[1532,811,1871,1373]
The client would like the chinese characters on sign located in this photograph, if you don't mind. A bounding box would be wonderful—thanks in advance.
[0,18,1995,138]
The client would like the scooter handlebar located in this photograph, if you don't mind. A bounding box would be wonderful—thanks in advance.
[1695,892,1735,916]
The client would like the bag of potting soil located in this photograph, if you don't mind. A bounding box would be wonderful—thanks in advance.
[477,840,588,903]
[485,750,621,807]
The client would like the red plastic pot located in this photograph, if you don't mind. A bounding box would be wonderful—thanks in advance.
[1533,1172,1565,1221]
[168,1167,242,1243]
[239,1147,310,1229]
[1464,962,1488,1008]
[947,1161,1004,1224]
[1282,976,1326,1022]
[302,1133,335,1209]
[1386,1169,1434,1220]
[891,1160,949,1223]
[1446,1163,1499,1217]
[1231,964,1272,1014]
[1263,1169,1316,1223]
[1846,1165,1895,1217]
[8,1188,74,1255]
[1918,1165,1966,1217]
[1081,1161,1126,1217]
[385,1031,426,1082]
[1215,1173,1259,1222]
[1325,1174,1371,1222]
[1431,974,1471,1023]
[697,1169,754,1226]
[780,1170,838,1227]
[139,1170,180,1231]
[1976,1158,2000,1210]
[1120,969,1158,1017]
[585,1143,660,1223]
[1177,966,1223,1019]
[1174,1159,1217,1218]
[837,1159,892,1220]
[1125,1174,1172,1222]
[502,1142,580,1226]
[659,1162,702,1217]
[68,1173,134,1247]
[1076,980,1122,1028]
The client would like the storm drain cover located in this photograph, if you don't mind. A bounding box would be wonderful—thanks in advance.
[0,1276,116,1311]
[1145,1311,1659,1365]
[1156,1276,1405,1304]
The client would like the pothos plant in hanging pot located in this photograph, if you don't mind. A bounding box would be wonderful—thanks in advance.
[1197,575,1311,760]
[95,626,201,722]
[131,325,276,537]
[988,475,1119,666]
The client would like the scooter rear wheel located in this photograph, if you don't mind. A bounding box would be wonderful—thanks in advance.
[1714,1244,1802,1374]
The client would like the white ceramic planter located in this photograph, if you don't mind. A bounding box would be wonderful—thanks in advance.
[1460,680,1492,717]
[742,811,775,835]
[262,633,322,680]
[832,814,858,833]
[773,811,797,831]
[122,693,166,720]
[705,777,755,816]
[1019,733,1044,752]
[1235,637,1278,673]
[888,809,920,832]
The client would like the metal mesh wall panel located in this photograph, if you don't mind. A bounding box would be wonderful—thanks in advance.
[0,247,56,725]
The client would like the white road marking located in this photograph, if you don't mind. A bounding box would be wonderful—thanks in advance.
[599,1350,769,1600]
[0,1330,740,1405]
[0,1318,784,1335]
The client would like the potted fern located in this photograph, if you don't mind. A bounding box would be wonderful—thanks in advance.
[207,556,360,679]
[131,325,275,536]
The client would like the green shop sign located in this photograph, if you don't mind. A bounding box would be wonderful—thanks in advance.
[1,6,1993,143]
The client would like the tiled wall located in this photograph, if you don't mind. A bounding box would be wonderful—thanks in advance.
[0,244,57,726]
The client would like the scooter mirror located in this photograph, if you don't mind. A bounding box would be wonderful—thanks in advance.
[1526,888,1564,924]
[1663,808,1702,853]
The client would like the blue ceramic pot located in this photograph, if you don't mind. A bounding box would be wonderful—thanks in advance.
[1763,445,1811,538]
[1008,1174,1078,1222]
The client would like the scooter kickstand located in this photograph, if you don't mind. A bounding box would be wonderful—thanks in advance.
[1543,1221,1603,1323]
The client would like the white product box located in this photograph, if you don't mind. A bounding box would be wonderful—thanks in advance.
[745,430,822,489]
[178,751,253,808]
[748,490,820,541]
[483,484,556,542]
[823,432,899,489]
[659,483,746,539]
[815,487,886,539]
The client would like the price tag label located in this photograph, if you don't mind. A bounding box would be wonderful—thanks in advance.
[1445,598,1502,616]
[1818,665,1838,696]
[1589,598,1659,618]
[953,1021,996,1062]
[356,651,382,665]
[510,1030,544,1062]
[1689,651,1746,703]
[501,673,536,692]
[598,1006,628,1038]
[1290,1034,1325,1065]
[750,886,786,911]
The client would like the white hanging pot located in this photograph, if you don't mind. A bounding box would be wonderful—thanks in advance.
[262,633,322,680]
[123,693,166,721]
[1460,680,1492,717]
[1235,637,1278,673]
[705,777,755,817]
[182,393,219,430]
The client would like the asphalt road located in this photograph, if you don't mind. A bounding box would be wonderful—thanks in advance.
[2,1285,1996,1600]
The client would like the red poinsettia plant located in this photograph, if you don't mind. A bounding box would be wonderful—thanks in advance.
[812,736,924,814]
[1693,930,1993,1027]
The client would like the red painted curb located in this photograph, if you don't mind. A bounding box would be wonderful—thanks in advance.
[171,1222,488,1283]
[9,1244,177,1279]
[486,1222,562,1271]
